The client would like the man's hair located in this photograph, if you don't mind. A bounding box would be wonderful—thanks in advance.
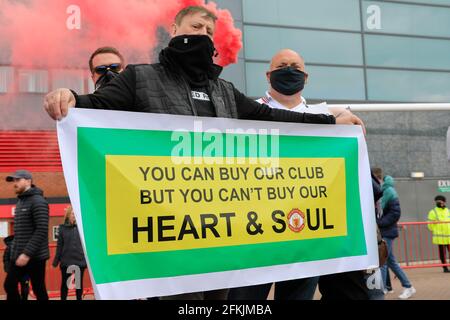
[435,195,446,202]
[371,167,383,181]
[175,6,217,26]
[89,47,124,73]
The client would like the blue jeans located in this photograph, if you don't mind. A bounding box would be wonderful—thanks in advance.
[381,237,412,288]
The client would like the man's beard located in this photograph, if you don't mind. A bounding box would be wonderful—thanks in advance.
[15,185,27,195]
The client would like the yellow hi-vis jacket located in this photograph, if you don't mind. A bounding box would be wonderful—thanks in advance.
[428,207,450,245]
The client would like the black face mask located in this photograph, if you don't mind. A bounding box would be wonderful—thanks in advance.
[159,34,221,86]
[95,70,119,91]
[270,66,306,96]
[436,201,446,208]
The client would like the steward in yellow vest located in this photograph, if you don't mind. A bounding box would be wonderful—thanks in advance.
[427,195,450,272]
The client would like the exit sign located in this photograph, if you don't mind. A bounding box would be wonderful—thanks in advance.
[438,180,450,193]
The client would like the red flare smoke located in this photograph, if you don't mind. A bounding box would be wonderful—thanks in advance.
[0,0,242,68]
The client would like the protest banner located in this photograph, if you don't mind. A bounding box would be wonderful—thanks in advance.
[57,108,377,299]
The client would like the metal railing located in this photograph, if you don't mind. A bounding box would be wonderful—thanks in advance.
[394,221,450,269]
[327,103,450,112]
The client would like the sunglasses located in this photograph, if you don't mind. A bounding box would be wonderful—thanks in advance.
[94,63,122,75]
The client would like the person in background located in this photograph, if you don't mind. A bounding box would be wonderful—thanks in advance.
[3,235,30,300]
[371,167,393,294]
[53,205,87,300]
[378,175,416,299]
[427,195,450,273]
[4,169,49,301]
[89,46,125,91]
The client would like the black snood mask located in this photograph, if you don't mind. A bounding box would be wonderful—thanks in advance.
[160,34,220,86]
[270,66,306,96]
[95,70,119,91]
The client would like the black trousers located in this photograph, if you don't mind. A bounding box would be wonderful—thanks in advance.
[4,259,48,301]
[438,244,450,269]
[60,265,86,300]
[228,277,319,300]
[318,271,369,300]
[160,289,229,300]
[19,277,30,300]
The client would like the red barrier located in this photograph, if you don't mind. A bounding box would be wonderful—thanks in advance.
[394,221,450,269]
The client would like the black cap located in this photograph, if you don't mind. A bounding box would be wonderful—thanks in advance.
[435,195,446,202]
[6,170,32,182]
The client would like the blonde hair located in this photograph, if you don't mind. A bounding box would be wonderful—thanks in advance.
[64,205,74,224]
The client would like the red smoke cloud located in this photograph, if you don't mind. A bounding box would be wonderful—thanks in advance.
[0,0,242,68]
[205,2,242,66]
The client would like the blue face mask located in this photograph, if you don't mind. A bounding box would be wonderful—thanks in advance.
[270,66,306,96]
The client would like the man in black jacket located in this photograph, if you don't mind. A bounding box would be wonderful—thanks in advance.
[42,5,364,300]
[3,235,31,300]
[4,170,49,300]
[44,6,363,128]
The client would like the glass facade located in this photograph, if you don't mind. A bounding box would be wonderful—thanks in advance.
[18,69,48,93]
[3,0,449,103]
[238,0,450,102]
[51,69,86,93]
[0,67,14,93]
[211,0,450,179]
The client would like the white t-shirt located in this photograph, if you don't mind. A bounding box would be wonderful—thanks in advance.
[257,91,331,115]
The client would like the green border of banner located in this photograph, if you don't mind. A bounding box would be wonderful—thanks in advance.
[77,127,366,284]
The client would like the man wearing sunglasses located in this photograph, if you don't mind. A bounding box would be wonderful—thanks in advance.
[89,47,125,91]
[44,6,363,127]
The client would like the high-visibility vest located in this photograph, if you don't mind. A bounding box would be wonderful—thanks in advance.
[427,207,450,245]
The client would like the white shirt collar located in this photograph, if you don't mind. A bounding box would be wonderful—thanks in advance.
[263,91,307,112]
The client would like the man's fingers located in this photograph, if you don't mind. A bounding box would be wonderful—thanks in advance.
[43,100,51,119]
[44,92,58,120]
[43,89,75,121]
[352,115,367,136]
[60,89,71,118]
[50,91,62,120]
[335,114,367,135]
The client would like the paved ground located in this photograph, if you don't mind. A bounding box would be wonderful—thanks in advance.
[1,267,450,300]
[382,267,450,300]
[267,267,450,300]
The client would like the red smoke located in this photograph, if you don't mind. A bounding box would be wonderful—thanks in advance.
[205,2,242,66]
[0,0,242,68]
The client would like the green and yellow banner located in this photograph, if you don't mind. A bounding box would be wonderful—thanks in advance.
[57,109,377,300]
